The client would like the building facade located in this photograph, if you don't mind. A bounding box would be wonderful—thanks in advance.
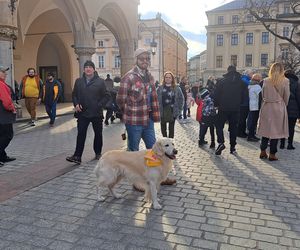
[187,54,200,86]
[93,14,188,83]
[0,0,139,101]
[204,0,298,80]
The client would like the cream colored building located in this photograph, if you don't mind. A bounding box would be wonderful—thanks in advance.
[93,14,188,83]
[187,54,200,86]
[204,0,298,81]
[0,0,139,101]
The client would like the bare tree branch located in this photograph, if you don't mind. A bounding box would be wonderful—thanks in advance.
[246,0,300,52]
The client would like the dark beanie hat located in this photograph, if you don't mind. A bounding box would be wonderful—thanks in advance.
[84,60,95,70]
[200,88,210,99]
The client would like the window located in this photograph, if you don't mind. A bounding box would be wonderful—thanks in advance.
[283,27,289,37]
[216,34,223,46]
[246,14,253,22]
[98,40,104,47]
[114,55,120,68]
[262,32,269,44]
[113,39,118,47]
[216,56,223,68]
[231,33,238,45]
[217,16,224,25]
[281,48,289,60]
[246,33,253,45]
[145,37,152,45]
[98,55,105,68]
[232,15,239,24]
[261,53,268,66]
[245,54,252,67]
[283,4,290,14]
[231,55,238,66]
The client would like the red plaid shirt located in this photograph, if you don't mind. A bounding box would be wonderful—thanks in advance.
[117,66,160,126]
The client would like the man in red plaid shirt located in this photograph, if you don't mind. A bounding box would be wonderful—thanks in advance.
[117,48,160,151]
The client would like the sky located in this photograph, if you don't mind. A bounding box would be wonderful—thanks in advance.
[139,0,233,59]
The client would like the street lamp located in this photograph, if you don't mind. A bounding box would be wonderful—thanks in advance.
[138,22,157,55]
[150,39,157,55]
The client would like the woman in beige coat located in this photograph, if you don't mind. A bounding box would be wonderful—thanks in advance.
[257,62,290,161]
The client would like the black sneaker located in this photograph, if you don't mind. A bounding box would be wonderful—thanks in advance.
[287,144,295,150]
[104,120,109,126]
[209,142,215,148]
[0,156,16,162]
[95,154,101,160]
[215,143,225,155]
[66,155,81,164]
[247,137,259,142]
[230,147,237,154]
[0,162,4,167]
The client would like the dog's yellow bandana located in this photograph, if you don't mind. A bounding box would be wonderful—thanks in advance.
[144,150,162,167]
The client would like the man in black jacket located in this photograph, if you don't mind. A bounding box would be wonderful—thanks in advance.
[66,60,110,164]
[213,65,248,155]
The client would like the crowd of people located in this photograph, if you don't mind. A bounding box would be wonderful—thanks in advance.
[1,47,300,168]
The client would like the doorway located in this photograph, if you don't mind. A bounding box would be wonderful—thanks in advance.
[39,66,58,83]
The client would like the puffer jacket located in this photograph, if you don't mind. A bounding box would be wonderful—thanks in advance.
[285,72,300,118]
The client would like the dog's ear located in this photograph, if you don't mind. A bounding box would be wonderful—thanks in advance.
[152,140,164,156]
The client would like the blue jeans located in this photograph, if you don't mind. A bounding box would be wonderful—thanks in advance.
[45,102,57,124]
[125,119,156,151]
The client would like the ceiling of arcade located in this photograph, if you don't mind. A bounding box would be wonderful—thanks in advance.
[16,0,138,46]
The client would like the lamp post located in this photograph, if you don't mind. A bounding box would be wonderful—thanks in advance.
[138,22,157,55]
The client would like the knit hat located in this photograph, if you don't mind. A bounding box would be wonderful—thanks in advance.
[200,88,210,99]
[0,66,9,72]
[84,60,95,70]
[134,48,150,58]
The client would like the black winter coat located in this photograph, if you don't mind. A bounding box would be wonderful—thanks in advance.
[213,71,248,112]
[285,72,300,118]
[72,72,110,119]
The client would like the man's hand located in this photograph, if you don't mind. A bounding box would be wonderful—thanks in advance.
[37,98,41,104]
[75,104,83,112]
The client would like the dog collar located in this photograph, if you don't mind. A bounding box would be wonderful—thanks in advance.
[144,150,162,167]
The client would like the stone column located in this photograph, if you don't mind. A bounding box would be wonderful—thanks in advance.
[0,1,18,89]
[74,47,96,75]
[119,38,135,76]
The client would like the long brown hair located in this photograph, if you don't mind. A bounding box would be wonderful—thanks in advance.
[268,62,285,86]
[162,71,176,88]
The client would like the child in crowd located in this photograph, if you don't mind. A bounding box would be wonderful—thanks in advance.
[196,88,216,148]
[185,85,195,117]
[247,73,262,141]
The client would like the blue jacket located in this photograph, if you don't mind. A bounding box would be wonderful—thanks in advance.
[240,74,250,107]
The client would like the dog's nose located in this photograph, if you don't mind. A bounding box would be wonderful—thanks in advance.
[173,149,178,155]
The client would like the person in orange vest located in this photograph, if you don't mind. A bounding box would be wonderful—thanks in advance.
[19,68,43,126]
[0,66,16,166]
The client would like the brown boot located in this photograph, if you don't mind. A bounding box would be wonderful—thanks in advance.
[269,153,278,161]
[259,150,268,159]
[161,177,176,185]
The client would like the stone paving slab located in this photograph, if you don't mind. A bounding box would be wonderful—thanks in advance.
[0,108,300,249]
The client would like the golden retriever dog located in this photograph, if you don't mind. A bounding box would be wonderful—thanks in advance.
[94,138,177,209]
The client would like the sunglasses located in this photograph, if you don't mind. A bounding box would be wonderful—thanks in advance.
[138,56,150,61]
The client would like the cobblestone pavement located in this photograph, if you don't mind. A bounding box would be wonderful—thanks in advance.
[0,111,300,250]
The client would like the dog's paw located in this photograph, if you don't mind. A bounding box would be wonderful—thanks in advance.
[152,202,162,210]
[97,195,106,202]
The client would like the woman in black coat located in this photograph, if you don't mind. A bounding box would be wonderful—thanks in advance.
[280,70,300,149]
